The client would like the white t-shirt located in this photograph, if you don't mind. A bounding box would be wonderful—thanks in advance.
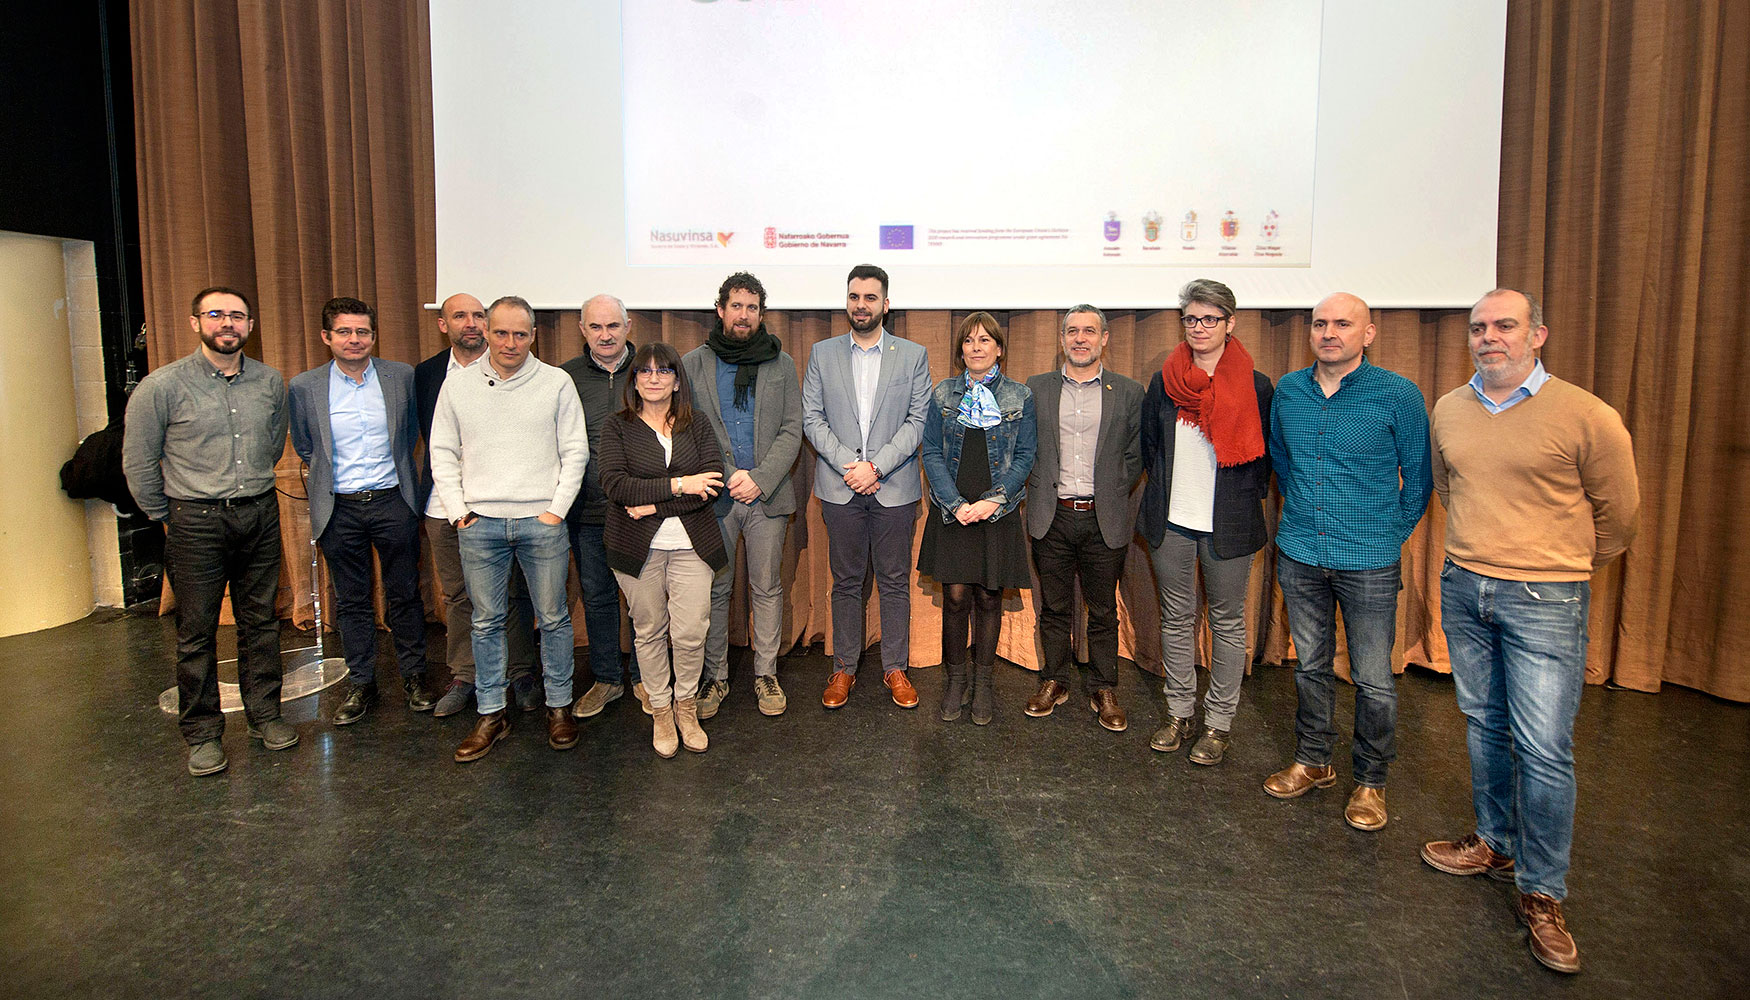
[1166,419,1218,533]
[649,430,691,550]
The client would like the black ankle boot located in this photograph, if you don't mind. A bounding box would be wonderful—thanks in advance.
[970,662,995,726]
[939,661,969,721]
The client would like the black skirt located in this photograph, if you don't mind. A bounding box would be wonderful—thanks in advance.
[916,425,1032,589]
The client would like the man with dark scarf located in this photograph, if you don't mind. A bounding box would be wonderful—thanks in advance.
[683,272,804,718]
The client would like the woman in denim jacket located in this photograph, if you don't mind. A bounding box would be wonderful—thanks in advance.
[918,312,1037,725]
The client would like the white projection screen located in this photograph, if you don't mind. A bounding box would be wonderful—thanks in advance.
[430,0,1506,310]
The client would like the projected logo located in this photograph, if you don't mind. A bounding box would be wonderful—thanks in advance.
[1220,211,1239,241]
[879,225,915,250]
[1143,211,1163,242]
[764,227,778,249]
[716,232,734,247]
[1260,211,1280,241]
[1181,211,1198,242]
[1103,212,1121,242]
[648,228,719,249]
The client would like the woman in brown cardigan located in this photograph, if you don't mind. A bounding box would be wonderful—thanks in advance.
[597,342,727,757]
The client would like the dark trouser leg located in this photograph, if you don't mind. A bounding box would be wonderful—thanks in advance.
[228,498,284,726]
[318,500,380,685]
[1276,553,1339,769]
[571,519,633,685]
[1031,507,1079,687]
[867,499,917,674]
[166,501,228,744]
[1071,515,1127,692]
[374,496,428,681]
[821,496,873,675]
[1332,562,1403,788]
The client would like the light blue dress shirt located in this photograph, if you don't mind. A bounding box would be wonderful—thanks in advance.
[329,360,398,492]
[850,330,886,459]
[1467,359,1549,414]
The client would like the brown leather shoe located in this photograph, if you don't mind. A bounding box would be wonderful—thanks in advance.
[546,706,578,750]
[1344,785,1388,830]
[1025,679,1070,717]
[1517,892,1580,973]
[822,671,855,709]
[1089,689,1127,732]
[1263,761,1337,799]
[1422,833,1516,881]
[883,669,919,709]
[454,709,510,762]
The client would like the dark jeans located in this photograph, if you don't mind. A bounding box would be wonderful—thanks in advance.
[569,520,638,685]
[1275,553,1402,787]
[164,493,283,744]
[1032,505,1128,692]
[821,494,917,676]
[317,493,426,686]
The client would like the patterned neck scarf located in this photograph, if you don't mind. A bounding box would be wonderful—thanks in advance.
[956,366,1003,429]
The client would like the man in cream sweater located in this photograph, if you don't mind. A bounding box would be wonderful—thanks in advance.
[429,295,590,762]
[1422,288,1639,976]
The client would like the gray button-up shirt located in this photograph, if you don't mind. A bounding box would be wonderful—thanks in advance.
[1057,366,1103,497]
[123,351,288,520]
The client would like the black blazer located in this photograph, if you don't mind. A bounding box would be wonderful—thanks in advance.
[414,348,452,511]
[1138,369,1274,560]
[597,412,728,576]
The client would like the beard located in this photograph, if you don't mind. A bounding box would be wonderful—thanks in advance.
[848,307,885,334]
[200,330,245,355]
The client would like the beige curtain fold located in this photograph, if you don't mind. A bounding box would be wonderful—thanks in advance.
[132,0,1748,700]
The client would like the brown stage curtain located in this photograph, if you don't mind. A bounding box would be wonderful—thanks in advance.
[132,0,1749,700]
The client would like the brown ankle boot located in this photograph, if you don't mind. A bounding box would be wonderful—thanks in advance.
[674,697,709,753]
[651,703,678,759]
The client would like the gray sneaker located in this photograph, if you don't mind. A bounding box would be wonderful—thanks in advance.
[571,681,624,719]
[187,740,228,776]
[246,718,299,751]
[433,680,474,718]
[696,678,730,720]
[753,675,787,716]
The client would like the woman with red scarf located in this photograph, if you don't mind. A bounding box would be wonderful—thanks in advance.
[1138,279,1274,765]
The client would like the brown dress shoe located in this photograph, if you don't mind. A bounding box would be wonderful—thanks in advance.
[546,706,578,750]
[883,669,919,708]
[1517,892,1580,973]
[1422,833,1516,880]
[1263,761,1337,799]
[1344,785,1388,830]
[822,671,855,709]
[454,709,510,762]
[1089,689,1127,731]
[1025,679,1070,717]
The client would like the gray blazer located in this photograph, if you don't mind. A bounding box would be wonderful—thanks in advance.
[1024,368,1145,549]
[288,358,421,538]
[682,344,805,517]
[801,330,932,507]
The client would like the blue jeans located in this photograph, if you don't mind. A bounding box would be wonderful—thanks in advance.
[1440,560,1589,900]
[1276,553,1402,787]
[457,515,574,714]
[569,520,638,686]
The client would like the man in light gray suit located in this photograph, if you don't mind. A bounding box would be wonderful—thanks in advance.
[684,272,804,718]
[288,296,433,725]
[1023,304,1144,732]
[802,264,933,709]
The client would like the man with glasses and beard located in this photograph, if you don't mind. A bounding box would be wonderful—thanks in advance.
[124,286,294,776]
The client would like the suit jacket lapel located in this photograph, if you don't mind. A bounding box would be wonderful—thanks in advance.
[1094,375,1120,464]
[316,362,335,469]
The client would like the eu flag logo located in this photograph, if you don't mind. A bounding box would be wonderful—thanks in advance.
[879,225,914,250]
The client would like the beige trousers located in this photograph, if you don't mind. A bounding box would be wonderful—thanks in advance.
[615,547,714,709]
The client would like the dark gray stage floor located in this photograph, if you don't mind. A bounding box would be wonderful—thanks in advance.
[0,608,1745,1000]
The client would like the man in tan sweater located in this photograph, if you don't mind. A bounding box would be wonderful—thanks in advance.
[1421,289,1639,976]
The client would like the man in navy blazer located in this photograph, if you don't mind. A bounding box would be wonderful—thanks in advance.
[289,296,433,724]
[801,264,932,709]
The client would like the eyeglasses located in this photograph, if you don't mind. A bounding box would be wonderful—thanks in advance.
[199,310,250,323]
[1180,314,1228,330]
[636,367,676,379]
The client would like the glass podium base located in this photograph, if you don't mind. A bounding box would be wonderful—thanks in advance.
[157,645,349,715]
